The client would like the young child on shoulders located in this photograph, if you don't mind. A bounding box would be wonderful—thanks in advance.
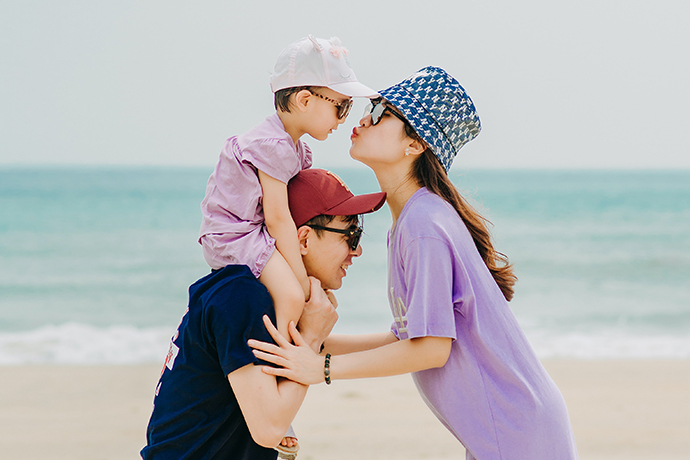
[198,35,376,458]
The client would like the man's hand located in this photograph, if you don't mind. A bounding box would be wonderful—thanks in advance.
[297,277,338,352]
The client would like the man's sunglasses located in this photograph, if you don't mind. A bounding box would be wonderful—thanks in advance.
[310,91,353,120]
[363,101,408,126]
[306,224,363,251]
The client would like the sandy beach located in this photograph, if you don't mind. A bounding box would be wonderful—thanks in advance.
[1,360,688,460]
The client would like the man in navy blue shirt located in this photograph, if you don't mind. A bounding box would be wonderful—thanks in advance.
[141,169,386,460]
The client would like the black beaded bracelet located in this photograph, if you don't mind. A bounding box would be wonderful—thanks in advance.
[324,353,331,385]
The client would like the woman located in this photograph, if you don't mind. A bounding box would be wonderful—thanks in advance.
[250,67,579,459]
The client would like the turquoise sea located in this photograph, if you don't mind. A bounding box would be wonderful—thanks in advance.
[1,167,689,364]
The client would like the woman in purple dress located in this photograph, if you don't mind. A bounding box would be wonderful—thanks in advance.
[250,67,579,460]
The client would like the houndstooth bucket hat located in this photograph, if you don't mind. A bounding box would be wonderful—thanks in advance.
[378,66,481,171]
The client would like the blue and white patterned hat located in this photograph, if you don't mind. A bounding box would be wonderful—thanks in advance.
[378,66,481,171]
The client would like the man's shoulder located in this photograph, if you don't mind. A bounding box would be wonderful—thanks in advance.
[190,265,268,305]
[186,265,276,371]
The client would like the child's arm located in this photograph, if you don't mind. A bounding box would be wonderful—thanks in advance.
[258,170,311,300]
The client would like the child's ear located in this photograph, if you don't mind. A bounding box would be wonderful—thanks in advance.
[292,89,312,113]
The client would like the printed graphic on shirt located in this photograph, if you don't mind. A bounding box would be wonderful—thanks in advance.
[157,309,187,379]
[164,340,179,371]
[154,335,178,401]
[390,287,409,339]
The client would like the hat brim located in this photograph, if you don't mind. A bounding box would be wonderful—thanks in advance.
[328,81,379,98]
[325,191,387,217]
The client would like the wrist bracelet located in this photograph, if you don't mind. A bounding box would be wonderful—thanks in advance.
[319,341,325,354]
[324,353,331,385]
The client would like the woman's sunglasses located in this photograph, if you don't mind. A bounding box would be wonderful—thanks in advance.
[363,101,409,126]
[306,224,363,251]
[310,91,353,120]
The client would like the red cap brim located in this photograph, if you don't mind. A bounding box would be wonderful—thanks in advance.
[325,191,387,218]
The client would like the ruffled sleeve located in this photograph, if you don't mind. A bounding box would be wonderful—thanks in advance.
[242,138,303,183]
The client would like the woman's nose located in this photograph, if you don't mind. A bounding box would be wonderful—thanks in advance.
[358,114,371,127]
[351,244,363,257]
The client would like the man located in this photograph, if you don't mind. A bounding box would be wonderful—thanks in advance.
[141,168,386,459]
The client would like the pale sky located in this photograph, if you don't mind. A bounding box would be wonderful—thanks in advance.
[1,0,688,170]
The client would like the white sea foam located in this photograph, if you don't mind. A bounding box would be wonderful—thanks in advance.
[0,323,173,365]
[526,328,690,360]
[0,322,689,365]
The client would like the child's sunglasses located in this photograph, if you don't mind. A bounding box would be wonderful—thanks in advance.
[309,91,353,120]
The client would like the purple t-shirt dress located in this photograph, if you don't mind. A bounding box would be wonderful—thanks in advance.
[387,188,578,460]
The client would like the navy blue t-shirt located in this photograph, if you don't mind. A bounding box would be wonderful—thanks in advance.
[141,265,279,460]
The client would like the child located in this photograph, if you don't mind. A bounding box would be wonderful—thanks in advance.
[198,35,377,458]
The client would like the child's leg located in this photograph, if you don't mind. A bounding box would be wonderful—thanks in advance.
[260,252,304,458]
[259,250,306,342]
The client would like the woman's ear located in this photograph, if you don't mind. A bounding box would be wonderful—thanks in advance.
[292,89,312,113]
[407,138,426,157]
[296,225,311,255]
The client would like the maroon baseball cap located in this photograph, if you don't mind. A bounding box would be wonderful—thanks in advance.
[287,169,387,227]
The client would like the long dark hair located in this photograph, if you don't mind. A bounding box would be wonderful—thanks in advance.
[403,124,517,301]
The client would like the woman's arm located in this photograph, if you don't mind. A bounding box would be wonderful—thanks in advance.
[258,170,310,299]
[328,335,451,380]
[322,332,399,355]
[249,316,452,385]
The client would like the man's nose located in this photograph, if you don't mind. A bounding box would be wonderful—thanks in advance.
[351,244,363,257]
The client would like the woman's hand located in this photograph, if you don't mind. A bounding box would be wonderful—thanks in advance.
[249,315,326,386]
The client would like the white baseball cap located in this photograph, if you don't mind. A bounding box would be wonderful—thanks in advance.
[270,35,378,98]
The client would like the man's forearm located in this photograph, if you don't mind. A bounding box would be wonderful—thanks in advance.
[229,365,308,448]
[271,378,308,437]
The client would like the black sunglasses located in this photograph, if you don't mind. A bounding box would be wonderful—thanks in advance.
[364,101,408,126]
[306,224,363,251]
[310,90,353,120]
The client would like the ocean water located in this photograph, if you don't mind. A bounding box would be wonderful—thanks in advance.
[1,167,688,364]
